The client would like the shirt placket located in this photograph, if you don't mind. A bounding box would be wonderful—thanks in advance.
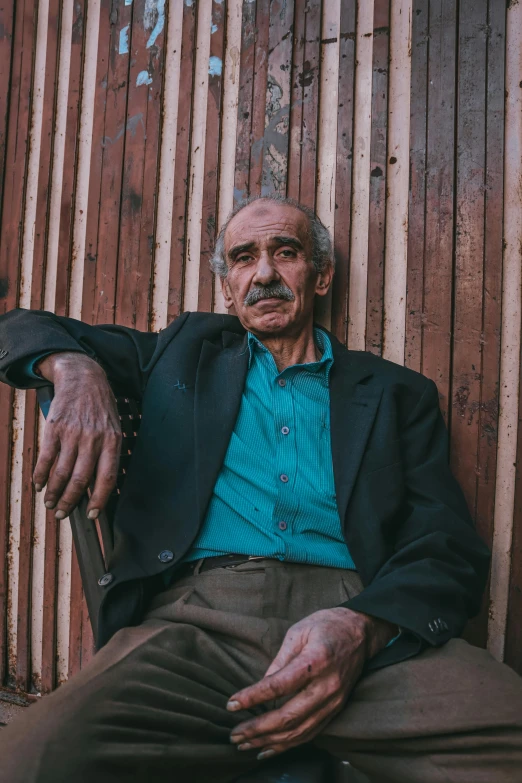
[272,368,299,557]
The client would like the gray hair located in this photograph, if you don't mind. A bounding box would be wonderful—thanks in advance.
[210,194,334,278]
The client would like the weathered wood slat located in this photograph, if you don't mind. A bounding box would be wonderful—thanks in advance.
[330,0,357,345]
[248,0,270,196]
[197,0,226,313]
[365,0,390,356]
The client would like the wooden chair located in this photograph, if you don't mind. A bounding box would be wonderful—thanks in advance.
[36,386,367,783]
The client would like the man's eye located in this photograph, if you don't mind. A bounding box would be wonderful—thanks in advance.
[279,249,296,258]
[236,255,252,264]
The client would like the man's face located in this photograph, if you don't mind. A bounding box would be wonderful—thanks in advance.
[220,201,333,337]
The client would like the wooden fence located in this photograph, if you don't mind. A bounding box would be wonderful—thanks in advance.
[0,0,521,696]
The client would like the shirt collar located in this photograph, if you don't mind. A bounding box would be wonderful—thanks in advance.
[247,328,334,382]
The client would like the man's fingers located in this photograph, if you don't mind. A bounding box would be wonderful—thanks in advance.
[43,445,78,511]
[246,709,338,760]
[231,678,336,744]
[228,656,315,712]
[264,630,304,679]
[33,429,61,492]
[52,447,100,519]
[87,440,121,516]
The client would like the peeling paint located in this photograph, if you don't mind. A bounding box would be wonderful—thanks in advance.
[119,25,130,55]
[125,0,132,5]
[136,70,153,86]
[208,56,222,77]
[144,0,165,48]
[102,113,144,146]
[211,23,218,35]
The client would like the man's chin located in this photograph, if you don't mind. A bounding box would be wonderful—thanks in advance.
[242,309,293,334]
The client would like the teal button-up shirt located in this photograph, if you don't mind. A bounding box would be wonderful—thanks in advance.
[184,329,356,569]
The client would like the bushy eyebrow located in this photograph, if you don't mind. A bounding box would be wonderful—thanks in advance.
[228,236,304,260]
[228,241,256,260]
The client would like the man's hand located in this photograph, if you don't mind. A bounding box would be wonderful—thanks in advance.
[228,607,397,760]
[33,352,122,520]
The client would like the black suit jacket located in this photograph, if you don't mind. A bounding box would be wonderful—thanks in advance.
[0,308,490,671]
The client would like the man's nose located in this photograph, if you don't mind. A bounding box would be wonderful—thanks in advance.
[252,252,279,285]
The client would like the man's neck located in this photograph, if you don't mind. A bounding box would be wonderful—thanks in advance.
[252,325,320,372]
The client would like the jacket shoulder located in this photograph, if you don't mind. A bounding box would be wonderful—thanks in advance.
[347,349,433,393]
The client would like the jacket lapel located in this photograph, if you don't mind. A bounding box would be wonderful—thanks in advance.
[329,340,383,522]
[194,331,249,524]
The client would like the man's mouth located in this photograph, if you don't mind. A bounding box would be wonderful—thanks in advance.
[243,285,295,307]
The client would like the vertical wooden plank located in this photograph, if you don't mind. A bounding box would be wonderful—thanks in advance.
[115,0,166,331]
[40,509,58,692]
[261,0,294,196]
[421,0,457,421]
[287,0,321,209]
[53,0,86,317]
[466,0,505,649]
[450,0,488,561]
[197,0,226,313]
[234,0,257,203]
[166,0,197,323]
[491,0,521,666]
[330,0,356,345]
[347,0,374,351]
[248,0,269,196]
[81,0,131,327]
[365,0,390,356]
[404,0,428,374]
[0,0,17,688]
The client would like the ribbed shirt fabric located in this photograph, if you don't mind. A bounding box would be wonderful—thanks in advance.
[184,329,356,570]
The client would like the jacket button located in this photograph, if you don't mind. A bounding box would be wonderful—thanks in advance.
[158,550,174,563]
[98,573,113,587]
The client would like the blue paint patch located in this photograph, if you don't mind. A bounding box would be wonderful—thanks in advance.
[184,0,193,5]
[208,56,222,77]
[136,70,153,86]
[146,0,165,48]
[119,25,130,54]
[125,0,132,5]
[211,23,218,34]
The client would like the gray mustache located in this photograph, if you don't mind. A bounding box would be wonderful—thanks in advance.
[244,283,295,306]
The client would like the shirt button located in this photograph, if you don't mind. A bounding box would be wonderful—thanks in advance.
[158,550,174,563]
[280,474,289,483]
[278,521,287,531]
[281,426,290,435]
[278,379,286,387]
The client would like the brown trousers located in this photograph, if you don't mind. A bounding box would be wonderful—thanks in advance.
[1,560,521,783]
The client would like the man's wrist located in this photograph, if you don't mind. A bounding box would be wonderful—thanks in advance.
[337,607,399,659]
[36,351,104,383]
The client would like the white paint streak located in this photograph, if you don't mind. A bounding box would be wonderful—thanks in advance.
[184,0,212,312]
[383,0,412,365]
[348,0,374,350]
[214,0,242,314]
[208,55,223,76]
[152,0,184,330]
[136,70,153,86]
[45,0,73,312]
[315,0,341,330]
[119,24,130,55]
[488,0,522,662]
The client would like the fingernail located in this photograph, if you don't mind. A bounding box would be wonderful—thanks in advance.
[34,484,42,492]
[87,509,99,520]
[257,750,276,761]
[230,735,244,744]
[45,501,55,509]
[55,510,67,520]
[227,700,241,711]
[238,743,253,752]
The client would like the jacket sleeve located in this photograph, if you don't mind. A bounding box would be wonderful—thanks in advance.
[341,378,491,663]
[0,308,191,399]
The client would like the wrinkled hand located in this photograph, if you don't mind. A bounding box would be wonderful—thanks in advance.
[33,352,122,520]
[228,607,396,760]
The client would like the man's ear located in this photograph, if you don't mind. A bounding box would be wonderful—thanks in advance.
[315,263,334,297]
[221,276,234,309]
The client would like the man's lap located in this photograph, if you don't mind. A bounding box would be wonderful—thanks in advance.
[0,562,521,783]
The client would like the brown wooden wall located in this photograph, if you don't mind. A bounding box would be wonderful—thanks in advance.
[0,0,521,696]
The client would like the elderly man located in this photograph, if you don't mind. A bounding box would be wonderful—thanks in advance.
[0,195,520,783]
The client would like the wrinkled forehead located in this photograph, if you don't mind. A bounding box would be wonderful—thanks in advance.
[224,202,312,253]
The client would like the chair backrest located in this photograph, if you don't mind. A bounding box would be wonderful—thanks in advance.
[36,386,142,647]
